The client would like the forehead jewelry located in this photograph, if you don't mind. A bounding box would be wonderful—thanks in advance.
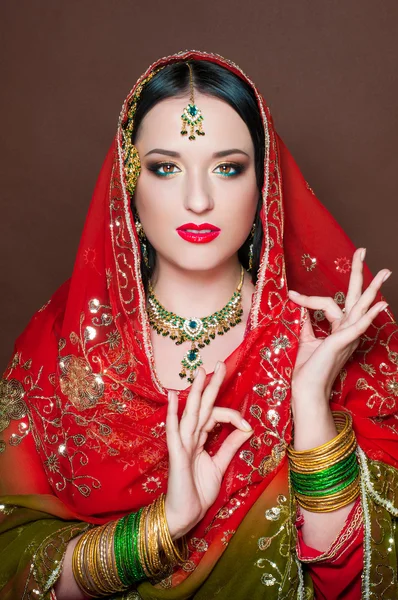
[180,62,205,141]
[147,266,244,383]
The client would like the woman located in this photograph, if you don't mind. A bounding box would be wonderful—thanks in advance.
[0,49,397,600]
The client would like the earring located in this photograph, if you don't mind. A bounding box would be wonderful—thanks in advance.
[135,216,149,268]
[248,223,256,272]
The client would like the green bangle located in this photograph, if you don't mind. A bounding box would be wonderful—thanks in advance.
[133,508,146,580]
[114,516,130,587]
[292,463,358,494]
[292,467,359,498]
[291,453,358,492]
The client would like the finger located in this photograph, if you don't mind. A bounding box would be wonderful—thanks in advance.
[201,406,253,434]
[347,269,391,323]
[212,429,253,476]
[180,367,206,436]
[197,362,226,430]
[166,391,183,455]
[299,311,315,342]
[325,300,388,355]
[347,300,388,337]
[344,248,365,313]
[288,291,343,322]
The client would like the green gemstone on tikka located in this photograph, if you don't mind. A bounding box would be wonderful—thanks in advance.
[188,350,197,361]
[188,104,198,117]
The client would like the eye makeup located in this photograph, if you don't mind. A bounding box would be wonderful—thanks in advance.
[146,161,247,178]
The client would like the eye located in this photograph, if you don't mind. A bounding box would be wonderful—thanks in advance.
[214,162,245,177]
[147,162,181,177]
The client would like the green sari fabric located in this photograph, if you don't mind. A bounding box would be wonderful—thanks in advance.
[1,453,397,599]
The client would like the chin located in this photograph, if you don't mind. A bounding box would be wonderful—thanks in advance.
[169,253,239,273]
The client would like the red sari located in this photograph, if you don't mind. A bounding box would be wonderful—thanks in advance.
[1,50,397,599]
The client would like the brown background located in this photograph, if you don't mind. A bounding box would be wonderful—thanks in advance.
[1,0,397,371]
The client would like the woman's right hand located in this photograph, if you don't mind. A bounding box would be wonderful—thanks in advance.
[165,362,253,540]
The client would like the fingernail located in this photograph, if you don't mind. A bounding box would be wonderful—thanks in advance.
[193,369,199,379]
[289,290,299,296]
[215,361,221,373]
[241,419,253,431]
[360,248,367,261]
[383,271,392,283]
[378,302,389,312]
[168,391,172,401]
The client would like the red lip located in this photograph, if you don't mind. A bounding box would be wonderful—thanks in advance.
[176,223,221,244]
[177,223,220,232]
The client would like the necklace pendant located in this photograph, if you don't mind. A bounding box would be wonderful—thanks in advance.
[181,345,203,383]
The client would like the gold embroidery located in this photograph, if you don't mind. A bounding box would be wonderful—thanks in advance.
[301,254,317,272]
[0,378,27,432]
[59,356,104,410]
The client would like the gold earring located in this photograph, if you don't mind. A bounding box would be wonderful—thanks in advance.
[181,63,205,140]
[135,216,149,268]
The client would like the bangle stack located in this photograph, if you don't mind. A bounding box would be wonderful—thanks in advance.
[287,411,360,513]
[72,493,189,597]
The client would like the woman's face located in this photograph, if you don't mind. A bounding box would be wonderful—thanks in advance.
[133,92,259,273]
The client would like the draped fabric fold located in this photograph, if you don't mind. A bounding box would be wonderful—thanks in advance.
[1,50,398,598]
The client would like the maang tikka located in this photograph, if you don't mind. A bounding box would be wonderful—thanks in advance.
[181,63,205,140]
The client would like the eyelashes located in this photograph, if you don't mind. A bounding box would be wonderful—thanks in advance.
[146,161,247,178]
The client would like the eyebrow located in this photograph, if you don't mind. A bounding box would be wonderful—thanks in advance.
[144,148,250,158]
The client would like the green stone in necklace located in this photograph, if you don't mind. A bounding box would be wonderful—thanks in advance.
[147,266,245,383]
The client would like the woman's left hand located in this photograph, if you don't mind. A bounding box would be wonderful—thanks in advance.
[288,248,391,406]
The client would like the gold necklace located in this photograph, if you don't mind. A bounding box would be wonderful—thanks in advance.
[147,267,245,383]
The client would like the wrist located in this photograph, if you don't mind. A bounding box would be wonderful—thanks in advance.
[165,498,200,540]
[292,404,337,451]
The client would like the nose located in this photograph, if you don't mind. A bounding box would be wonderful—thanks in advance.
[183,170,214,214]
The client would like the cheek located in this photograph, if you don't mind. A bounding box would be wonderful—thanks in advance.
[134,175,177,224]
[218,177,258,229]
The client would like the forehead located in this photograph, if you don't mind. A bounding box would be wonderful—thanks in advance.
[135,92,254,154]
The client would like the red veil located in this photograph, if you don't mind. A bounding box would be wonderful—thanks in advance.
[1,50,398,590]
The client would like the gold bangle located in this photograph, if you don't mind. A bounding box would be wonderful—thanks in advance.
[289,433,357,473]
[288,412,352,459]
[146,499,164,575]
[138,504,152,577]
[72,522,127,597]
[157,493,188,565]
[72,531,98,598]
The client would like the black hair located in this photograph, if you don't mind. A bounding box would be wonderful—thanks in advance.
[130,60,265,289]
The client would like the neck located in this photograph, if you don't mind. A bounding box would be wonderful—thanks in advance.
[150,256,244,318]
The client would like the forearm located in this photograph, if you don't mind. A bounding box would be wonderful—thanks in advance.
[292,401,355,551]
[54,536,86,600]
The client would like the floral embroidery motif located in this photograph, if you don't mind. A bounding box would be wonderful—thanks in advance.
[301,253,317,272]
[255,494,290,589]
[190,537,209,552]
[59,356,104,410]
[142,475,162,493]
[334,256,352,274]
[271,335,290,352]
[334,291,346,305]
[44,453,60,473]
[0,378,27,446]
[385,378,398,397]
[313,309,326,322]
